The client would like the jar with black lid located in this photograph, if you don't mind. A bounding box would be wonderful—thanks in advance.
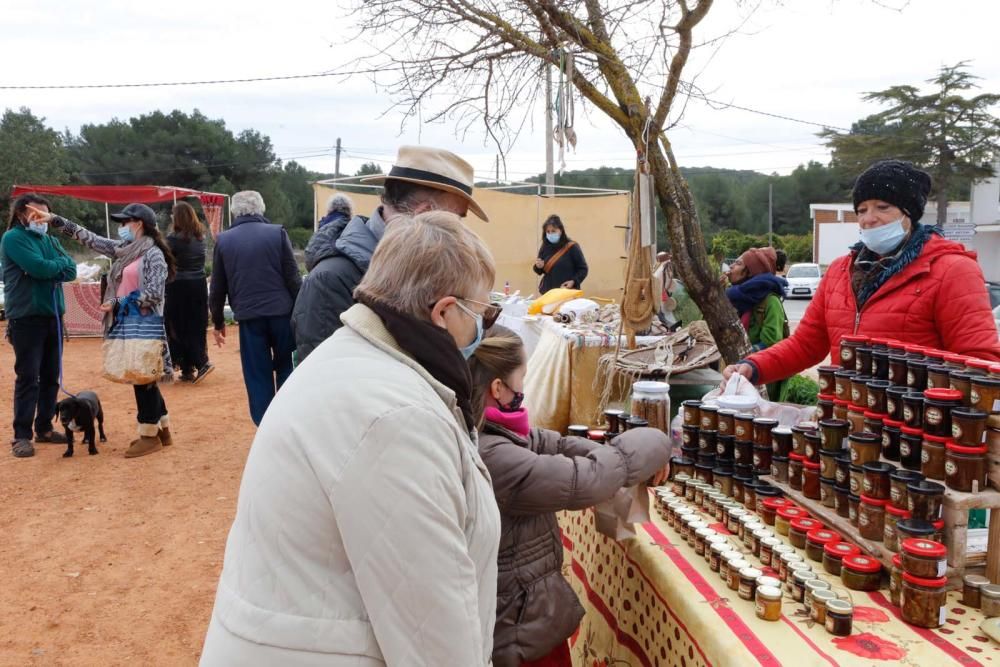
[872,349,891,380]
[753,418,779,447]
[819,419,849,452]
[896,517,936,543]
[717,409,737,436]
[835,483,851,518]
[970,374,1000,415]
[908,358,931,391]
[849,463,864,497]
[950,371,975,407]
[682,424,699,448]
[697,451,717,468]
[788,454,804,491]
[681,445,700,460]
[899,426,923,471]
[700,404,719,431]
[804,432,822,463]
[862,461,894,500]
[907,480,945,521]
[926,365,953,391]
[754,484,782,506]
[889,468,924,510]
[863,411,885,438]
[951,408,988,447]
[834,369,857,402]
[681,401,701,427]
[753,444,772,473]
[902,393,925,429]
[820,449,839,480]
[771,456,790,484]
[771,427,793,457]
[851,375,873,408]
[694,462,714,486]
[716,434,736,459]
[882,418,903,461]
[922,388,963,437]
[734,440,754,465]
[849,431,881,466]
[820,478,837,508]
[848,493,861,526]
[732,473,751,504]
[856,346,874,375]
[669,456,695,480]
[888,353,909,385]
[867,379,892,413]
[886,386,908,422]
[568,425,589,438]
[816,395,835,421]
[604,408,626,433]
[835,451,852,487]
[803,461,821,500]
[840,335,869,370]
[818,366,840,395]
[920,434,949,481]
[733,413,755,440]
[626,416,648,430]
[698,429,718,453]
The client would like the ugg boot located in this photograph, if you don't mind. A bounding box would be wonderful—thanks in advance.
[158,415,173,447]
[125,423,162,459]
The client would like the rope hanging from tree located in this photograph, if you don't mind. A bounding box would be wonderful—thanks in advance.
[554,49,577,174]
[619,158,656,345]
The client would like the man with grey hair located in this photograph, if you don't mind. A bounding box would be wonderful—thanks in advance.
[292,145,488,362]
[303,193,353,273]
[210,190,302,425]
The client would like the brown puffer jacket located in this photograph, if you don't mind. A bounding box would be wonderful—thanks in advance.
[478,423,671,667]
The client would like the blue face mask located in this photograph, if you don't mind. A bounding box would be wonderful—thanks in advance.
[27,222,48,236]
[546,232,561,244]
[859,217,907,256]
[118,224,135,242]
[455,300,484,360]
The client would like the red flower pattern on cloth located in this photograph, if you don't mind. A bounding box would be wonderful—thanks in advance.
[832,632,907,661]
[852,606,891,623]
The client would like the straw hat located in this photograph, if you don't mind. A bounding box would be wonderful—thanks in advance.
[361,145,489,222]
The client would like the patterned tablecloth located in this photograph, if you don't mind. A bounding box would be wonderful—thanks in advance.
[559,494,998,666]
[62,282,104,337]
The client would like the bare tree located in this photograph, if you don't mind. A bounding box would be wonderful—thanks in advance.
[346,0,751,363]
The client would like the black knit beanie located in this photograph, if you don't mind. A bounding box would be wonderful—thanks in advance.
[852,160,932,223]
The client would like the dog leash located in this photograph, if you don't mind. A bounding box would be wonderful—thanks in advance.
[53,286,78,399]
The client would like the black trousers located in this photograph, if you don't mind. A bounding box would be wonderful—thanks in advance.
[133,383,168,426]
[164,278,209,374]
[9,316,61,440]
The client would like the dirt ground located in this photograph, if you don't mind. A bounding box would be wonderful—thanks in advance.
[0,330,256,666]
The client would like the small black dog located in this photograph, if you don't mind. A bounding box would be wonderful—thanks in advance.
[56,391,106,457]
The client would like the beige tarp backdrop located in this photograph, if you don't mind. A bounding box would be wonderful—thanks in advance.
[313,184,630,300]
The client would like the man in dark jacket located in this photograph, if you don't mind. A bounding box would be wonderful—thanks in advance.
[291,145,489,361]
[210,191,302,425]
[1,194,77,457]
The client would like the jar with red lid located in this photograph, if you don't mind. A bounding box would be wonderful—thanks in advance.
[907,480,945,521]
[833,399,850,421]
[789,517,823,549]
[886,386,908,422]
[849,432,881,466]
[884,504,912,551]
[908,359,931,391]
[734,440,753,465]
[760,497,791,526]
[841,554,883,591]
[922,388,962,437]
[851,375,872,408]
[733,413,755,440]
[943,352,968,369]
[901,572,948,628]
[890,554,904,606]
[802,461,821,500]
[862,461,894,500]
[753,418,779,447]
[788,454,805,491]
[856,346,874,375]
[805,528,842,562]
[818,366,840,395]
[920,434,949,480]
[882,418,903,461]
[951,408,988,446]
[901,538,947,578]
[858,495,888,541]
[899,426,923,471]
[924,350,946,365]
[834,370,857,401]
[847,404,867,435]
[804,432,822,463]
[888,354,908,385]
[946,442,988,493]
[775,505,807,536]
[823,541,862,576]
[926,365,953,391]
[840,335,869,370]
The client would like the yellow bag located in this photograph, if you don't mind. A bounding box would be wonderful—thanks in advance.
[527,288,584,315]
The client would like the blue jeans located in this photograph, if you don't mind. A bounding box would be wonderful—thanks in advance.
[237,316,295,425]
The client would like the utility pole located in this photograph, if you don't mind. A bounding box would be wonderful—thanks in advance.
[495,154,500,184]
[545,63,554,196]
[768,182,774,247]
[335,137,342,179]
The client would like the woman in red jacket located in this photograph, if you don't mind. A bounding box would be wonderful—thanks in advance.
[725,160,1000,387]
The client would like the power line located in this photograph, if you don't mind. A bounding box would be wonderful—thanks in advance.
[0,72,342,90]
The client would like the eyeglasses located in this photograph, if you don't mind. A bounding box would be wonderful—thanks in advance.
[458,297,503,329]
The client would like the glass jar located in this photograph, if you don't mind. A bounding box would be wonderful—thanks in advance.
[951,407,988,446]
[734,440,754,466]
[820,479,837,508]
[744,481,759,513]
[716,434,736,460]
[849,463,864,497]
[896,518,937,545]
[901,572,948,629]
[780,553,805,583]
[743,522,764,551]
[886,385,908,422]
[946,443,988,493]
[847,404,867,435]
[699,429,718,453]
[806,528,841,562]
[752,445,772,474]
[907,480,945,521]
[751,528,773,557]
[926,365,953,391]
[888,353,909,386]
[694,527,716,557]
[890,554,904,606]
[771,427,793,457]
[760,497,790,526]
[789,517,823,549]
[726,558,751,591]
[902,392,925,429]
[908,358,931,391]
[823,541,861,576]
[713,468,735,496]
[771,456,790,484]
[849,432,881,466]
[873,349,891,380]
[841,554,882,591]
[866,379,892,413]
[884,504,912,552]
[709,541,731,572]
[811,589,838,626]
[717,408,737,437]
[835,483,851,518]
[863,411,886,438]
[983,585,1000,618]
[820,450,839,480]
[862,461,894,500]
[859,495,888,541]
[568,425,589,438]
[818,366,840,395]
[681,401,701,427]
[970,374,1000,415]
[753,418,779,447]
[788,454,804,491]
[963,574,989,608]
[734,413,755,441]
[682,424,699,448]
[694,463,714,486]
[900,538,947,578]
[950,371,975,407]
[804,432,822,463]
[804,578,832,614]
[848,493,861,526]
[699,404,719,431]
[922,388,962,437]
[803,461,821,500]
[851,375,873,408]
[669,457,695,481]
[775,506,807,536]
[791,425,812,456]
[825,599,854,637]
[834,370,858,402]
[732,474,751,505]
[671,473,691,497]
[920,434,949,480]
[889,468,923,510]
[760,537,782,568]
[833,399,850,421]
[738,513,760,541]
[625,416,649,431]
[739,566,763,601]
[840,335,869,370]
[792,569,818,603]
[756,585,783,622]
[856,346,874,375]
[882,418,903,461]
[835,451,852,487]
[900,426,923,471]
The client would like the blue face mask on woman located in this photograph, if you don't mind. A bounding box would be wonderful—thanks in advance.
[118,224,135,242]
[455,300,484,359]
[546,232,561,244]
[860,217,908,256]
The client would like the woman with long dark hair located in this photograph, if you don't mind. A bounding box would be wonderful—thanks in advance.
[44,203,177,458]
[166,201,212,383]
[532,214,588,294]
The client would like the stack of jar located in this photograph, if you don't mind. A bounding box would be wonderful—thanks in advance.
[887,537,950,629]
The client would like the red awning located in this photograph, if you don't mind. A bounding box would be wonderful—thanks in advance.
[10,184,217,204]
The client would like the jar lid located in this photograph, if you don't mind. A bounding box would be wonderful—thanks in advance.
[833,399,850,407]
[825,541,862,558]
[907,480,946,496]
[943,353,968,364]
[777,506,807,520]
[889,469,924,483]
[971,374,1000,387]
[900,425,924,436]
[711,541,731,554]
[886,504,912,518]
[713,467,735,477]
[842,555,882,574]
[964,574,989,587]
[982,584,1000,599]
[826,599,854,614]
[789,453,806,462]
[633,380,669,393]
[897,518,936,537]
[902,572,948,588]
[762,537,783,547]
[763,497,792,510]
[729,559,751,570]
[947,442,988,455]
[968,358,995,371]
[772,426,793,435]
[952,407,989,419]
[757,585,783,599]
[923,433,953,444]
[992,364,1000,374]
[811,589,838,603]
[700,404,720,413]
[757,576,782,589]
[793,569,818,583]
[803,460,821,470]
[753,417,779,425]
[862,461,895,474]
[806,578,832,591]
[781,551,804,563]
[739,566,763,579]
[901,538,947,558]
[860,495,889,507]
[923,388,963,402]
[790,517,823,532]
[863,411,888,420]
[774,545,795,556]
[849,432,880,443]
[588,430,606,441]
[842,335,870,343]
[695,527,716,538]
[884,418,904,428]
[933,519,944,530]
[893,554,903,567]
[806,528,842,546]
[753,528,773,538]
[848,403,867,413]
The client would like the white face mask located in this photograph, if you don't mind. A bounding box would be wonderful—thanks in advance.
[27,222,48,236]
[859,217,908,255]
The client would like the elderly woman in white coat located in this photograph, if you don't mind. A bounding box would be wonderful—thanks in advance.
[201,210,502,666]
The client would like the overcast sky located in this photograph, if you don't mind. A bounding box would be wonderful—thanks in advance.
[3,0,998,182]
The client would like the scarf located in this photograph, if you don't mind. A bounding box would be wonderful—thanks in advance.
[851,223,938,308]
[356,293,476,431]
[105,236,154,303]
[484,406,530,437]
[726,273,787,315]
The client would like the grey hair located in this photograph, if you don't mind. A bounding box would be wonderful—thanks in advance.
[231,191,266,217]
[326,193,354,217]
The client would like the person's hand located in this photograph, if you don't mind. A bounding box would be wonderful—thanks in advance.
[651,464,670,487]
[560,280,575,289]
[99,301,113,313]
[721,363,754,388]
[534,258,545,270]
[26,205,56,224]
[213,327,226,348]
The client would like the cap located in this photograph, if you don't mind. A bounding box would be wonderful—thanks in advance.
[110,203,156,226]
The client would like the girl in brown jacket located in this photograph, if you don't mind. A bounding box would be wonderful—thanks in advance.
[470,331,671,667]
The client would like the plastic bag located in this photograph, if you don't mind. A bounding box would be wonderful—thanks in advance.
[680,373,817,428]
[594,486,650,541]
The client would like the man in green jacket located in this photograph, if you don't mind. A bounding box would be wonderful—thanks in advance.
[1,194,77,457]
